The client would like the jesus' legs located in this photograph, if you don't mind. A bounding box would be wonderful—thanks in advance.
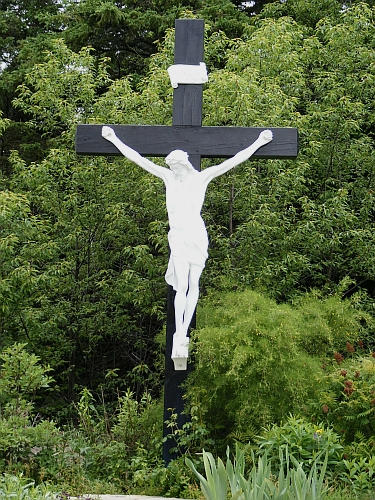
[173,257,190,337]
[173,259,203,337]
[171,259,203,368]
[182,264,202,334]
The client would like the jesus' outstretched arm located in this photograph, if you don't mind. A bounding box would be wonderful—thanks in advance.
[200,129,273,185]
[101,126,169,182]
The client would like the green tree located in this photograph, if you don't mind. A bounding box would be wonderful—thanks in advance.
[0,0,249,177]
[0,0,62,170]
[199,3,375,301]
[0,343,58,475]
[0,190,55,351]
[5,2,375,416]
[61,0,248,81]
[7,41,170,408]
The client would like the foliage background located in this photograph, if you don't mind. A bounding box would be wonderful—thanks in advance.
[2,0,375,494]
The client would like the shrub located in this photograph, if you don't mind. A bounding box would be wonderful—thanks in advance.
[0,343,60,479]
[338,455,375,493]
[257,415,342,476]
[307,354,375,441]
[292,291,370,357]
[0,343,53,416]
[188,289,362,447]
[0,474,57,499]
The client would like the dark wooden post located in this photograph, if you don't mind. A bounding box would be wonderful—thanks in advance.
[162,19,204,464]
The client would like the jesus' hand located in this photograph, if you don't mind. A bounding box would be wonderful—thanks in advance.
[258,129,273,146]
[102,126,116,141]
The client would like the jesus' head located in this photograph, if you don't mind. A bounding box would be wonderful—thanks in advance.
[165,150,196,173]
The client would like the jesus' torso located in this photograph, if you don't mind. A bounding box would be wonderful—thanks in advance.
[164,170,208,235]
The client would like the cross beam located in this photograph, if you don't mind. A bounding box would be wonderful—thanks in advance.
[76,125,298,159]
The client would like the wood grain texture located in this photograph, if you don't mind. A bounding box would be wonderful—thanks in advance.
[172,85,203,127]
[76,125,299,159]
[174,19,204,64]
[173,20,205,127]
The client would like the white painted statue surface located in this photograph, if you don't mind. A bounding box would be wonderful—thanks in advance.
[167,62,208,88]
[101,126,273,369]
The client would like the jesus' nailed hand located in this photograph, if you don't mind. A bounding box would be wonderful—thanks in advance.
[102,126,273,369]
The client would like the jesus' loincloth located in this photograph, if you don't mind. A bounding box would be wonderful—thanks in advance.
[165,223,208,291]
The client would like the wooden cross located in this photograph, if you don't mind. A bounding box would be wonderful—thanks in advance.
[76,19,298,463]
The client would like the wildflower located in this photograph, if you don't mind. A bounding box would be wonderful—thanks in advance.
[344,380,354,396]
[358,340,364,349]
[322,404,329,413]
[372,352,375,358]
[346,342,355,353]
[334,352,344,364]
[371,399,375,406]
[316,429,323,435]
[355,371,360,378]
[344,387,353,395]
[340,370,347,377]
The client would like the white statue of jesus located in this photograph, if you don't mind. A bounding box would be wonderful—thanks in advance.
[102,126,273,369]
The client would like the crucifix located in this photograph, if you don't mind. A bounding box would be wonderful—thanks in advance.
[76,19,298,463]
